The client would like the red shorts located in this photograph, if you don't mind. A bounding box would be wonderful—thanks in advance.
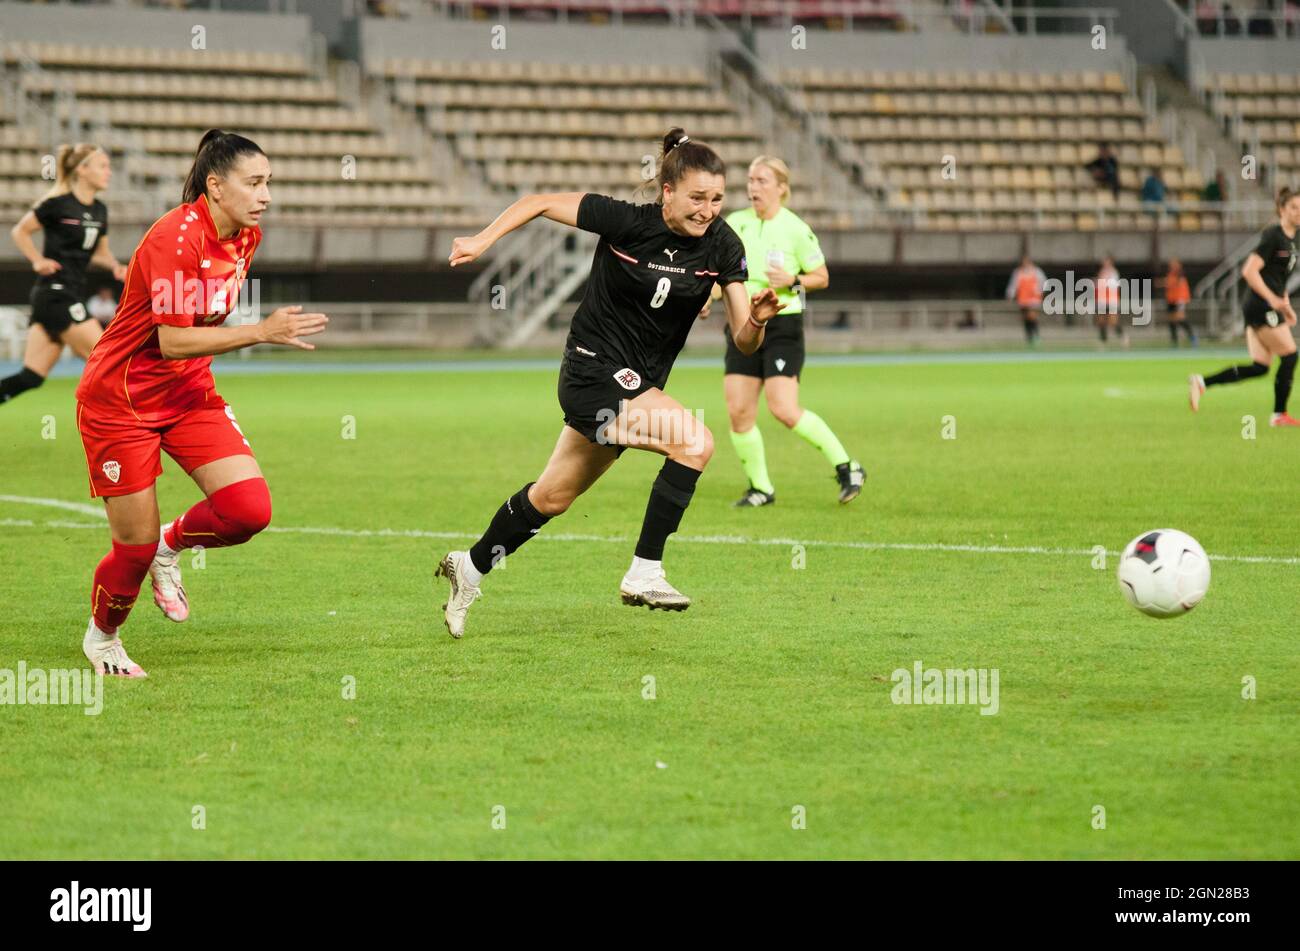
[76,396,255,498]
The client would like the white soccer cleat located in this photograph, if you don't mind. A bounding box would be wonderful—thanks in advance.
[82,620,147,679]
[620,569,691,611]
[149,547,189,622]
[1188,374,1205,412]
[434,551,482,639]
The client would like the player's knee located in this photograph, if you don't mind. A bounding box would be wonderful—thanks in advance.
[686,424,714,466]
[213,477,272,541]
[727,407,755,432]
[529,483,573,517]
[772,404,802,428]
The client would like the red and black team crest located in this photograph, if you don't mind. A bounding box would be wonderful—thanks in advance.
[613,368,642,390]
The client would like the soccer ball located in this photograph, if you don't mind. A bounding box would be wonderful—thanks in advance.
[1116,529,1211,618]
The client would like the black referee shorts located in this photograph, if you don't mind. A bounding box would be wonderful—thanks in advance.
[724,312,805,380]
[29,284,88,339]
[557,349,654,447]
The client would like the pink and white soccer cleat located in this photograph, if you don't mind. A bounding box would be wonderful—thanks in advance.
[149,547,189,622]
[1188,374,1206,412]
[83,620,148,678]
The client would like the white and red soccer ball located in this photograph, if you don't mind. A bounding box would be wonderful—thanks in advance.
[1117,528,1211,618]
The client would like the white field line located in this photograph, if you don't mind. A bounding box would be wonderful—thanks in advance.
[2,496,1298,567]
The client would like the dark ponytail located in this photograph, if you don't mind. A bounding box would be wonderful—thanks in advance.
[182,129,266,204]
[648,127,725,205]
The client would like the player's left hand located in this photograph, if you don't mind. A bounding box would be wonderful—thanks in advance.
[751,288,780,323]
[1280,297,1297,325]
[449,234,491,267]
[697,299,712,320]
[765,266,795,289]
[112,263,127,283]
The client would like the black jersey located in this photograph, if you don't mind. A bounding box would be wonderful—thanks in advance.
[32,192,108,296]
[568,193,748,389]
[1249,223,1298,300]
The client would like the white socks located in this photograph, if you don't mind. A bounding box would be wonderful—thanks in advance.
[88,618,116,642]
[625,556,663,582]
[460,552,484,587]
[156,523,180,558]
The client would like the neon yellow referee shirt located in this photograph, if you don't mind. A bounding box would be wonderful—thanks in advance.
[725,205,826,316]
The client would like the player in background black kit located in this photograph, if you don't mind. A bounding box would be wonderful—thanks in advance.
[435,128,780,637]
[1189,187,1300,427]
[2,143,127,405]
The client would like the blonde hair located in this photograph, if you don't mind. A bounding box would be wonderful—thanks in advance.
[749,155,791,205]
[35,143,102,206]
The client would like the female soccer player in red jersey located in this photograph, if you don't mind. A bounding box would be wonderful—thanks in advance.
[2,143,128,404]
[75,130,328,677]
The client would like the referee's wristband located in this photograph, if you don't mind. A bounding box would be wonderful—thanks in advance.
[747,313,766,331]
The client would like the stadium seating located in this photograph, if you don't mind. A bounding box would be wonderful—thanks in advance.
[379,56,853,230]
[0,41,485,227]
[784,67,1214,231]
[1199,70,1300,186]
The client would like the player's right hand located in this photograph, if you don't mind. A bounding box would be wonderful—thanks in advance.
[449,234,491,267]
[260,305,328,350]
[33,257,61,276]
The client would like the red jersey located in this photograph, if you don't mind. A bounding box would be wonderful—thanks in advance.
[76,195,261,425]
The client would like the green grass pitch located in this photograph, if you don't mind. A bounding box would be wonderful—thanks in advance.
[1,353,1296,859]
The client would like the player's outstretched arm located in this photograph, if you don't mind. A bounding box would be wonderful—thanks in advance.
[724,283,780,356]
[449,192,586,267]
[157,306,328,359]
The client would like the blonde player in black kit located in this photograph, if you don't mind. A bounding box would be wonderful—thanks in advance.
[436,129,780,638]
[2,144,127,405]
[1189,187,1300,426]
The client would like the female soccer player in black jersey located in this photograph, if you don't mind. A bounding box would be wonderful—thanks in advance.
[436,128,780,637]
[2,144,127,405]
[1189,187,1300,426]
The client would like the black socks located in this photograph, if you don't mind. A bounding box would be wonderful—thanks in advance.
[634,460,702,561]
[468,482,551,576]
[0,366,45,404]
[1275,352,1297,414]
[1205,361,1270,387]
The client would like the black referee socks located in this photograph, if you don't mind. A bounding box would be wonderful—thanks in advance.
[0,366,45,404]
[468,482,551,576]
[1275,352,1297,414]
[634,459,703,562]
[1205,361,1270,386]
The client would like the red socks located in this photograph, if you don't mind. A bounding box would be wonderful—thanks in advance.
[164,477,272,551]
[92,479,271,633]
[91,540,157,634]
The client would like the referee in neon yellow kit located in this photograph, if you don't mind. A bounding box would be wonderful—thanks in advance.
[714,156,864,506]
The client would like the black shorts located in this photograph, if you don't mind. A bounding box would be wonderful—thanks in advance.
[29,284,88,339]
[1243,295,1285,330]
[557,348,654,446]
[724,313,805,379]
